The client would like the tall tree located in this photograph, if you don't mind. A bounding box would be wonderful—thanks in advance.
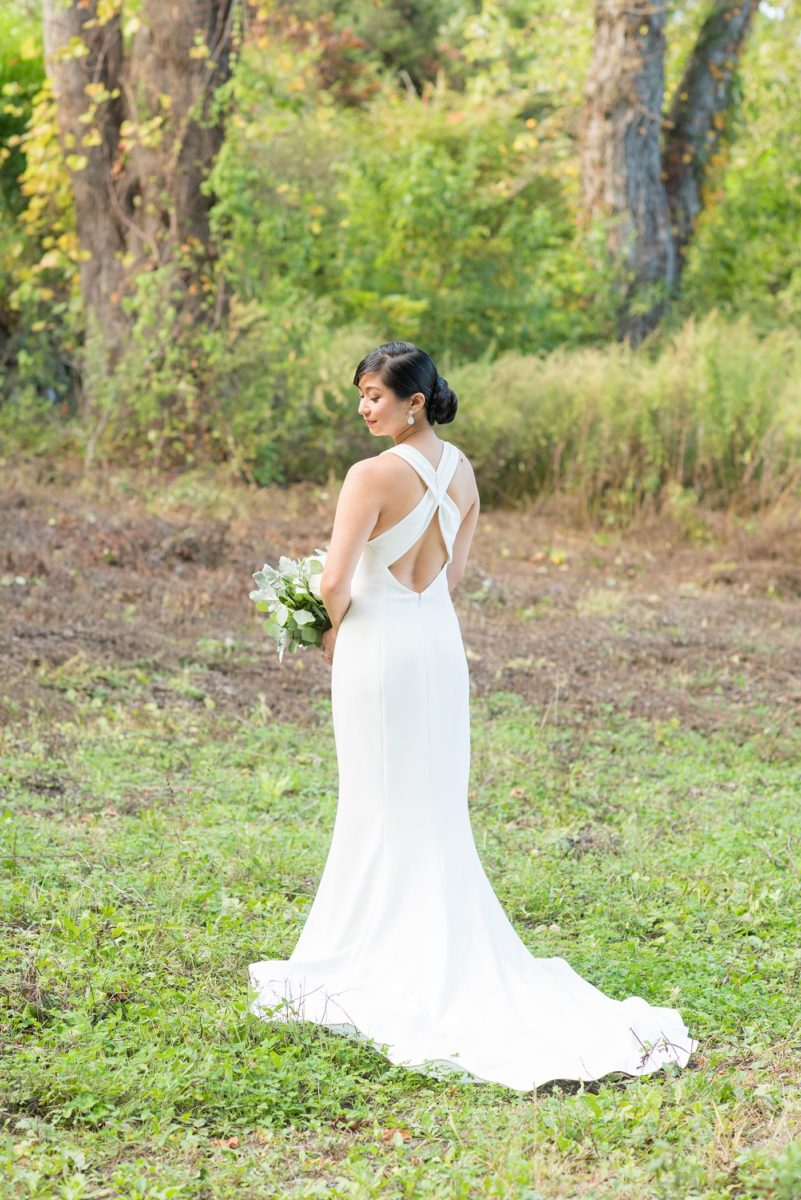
[580,0,759,345]
[42,0,234,365]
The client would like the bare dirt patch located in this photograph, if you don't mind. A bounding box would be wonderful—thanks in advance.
[2,457,800,737]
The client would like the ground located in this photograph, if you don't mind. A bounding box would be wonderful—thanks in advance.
[3,456,801,1199]
[2,456,800,737]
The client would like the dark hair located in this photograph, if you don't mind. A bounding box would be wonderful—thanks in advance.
[353,340,458,425]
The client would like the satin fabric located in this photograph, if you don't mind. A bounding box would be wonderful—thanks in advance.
[248,440,698,1091]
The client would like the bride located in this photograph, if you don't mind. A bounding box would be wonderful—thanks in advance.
[248,340,698,1091]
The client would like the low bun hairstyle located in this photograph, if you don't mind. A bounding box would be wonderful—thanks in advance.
[429,372,458,426]
[353,341,458,426]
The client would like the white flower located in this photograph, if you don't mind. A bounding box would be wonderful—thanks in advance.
[251,549,330,662]
[306,551,327,598]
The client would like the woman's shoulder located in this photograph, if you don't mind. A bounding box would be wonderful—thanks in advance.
[348,439,474,476]
[445,440,475,482]
[448,441,472,466]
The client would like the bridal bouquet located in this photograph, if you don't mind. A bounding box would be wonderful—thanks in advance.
[250,549,331,662]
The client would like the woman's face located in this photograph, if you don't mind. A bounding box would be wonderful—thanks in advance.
[356,370,425,437]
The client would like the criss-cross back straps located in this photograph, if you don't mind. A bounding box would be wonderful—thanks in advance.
[367,441,461,569]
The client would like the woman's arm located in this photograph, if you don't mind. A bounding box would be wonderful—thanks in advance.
[320,459,382,634]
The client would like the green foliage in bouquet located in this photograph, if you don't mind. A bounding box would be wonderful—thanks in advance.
[250,550,331,662]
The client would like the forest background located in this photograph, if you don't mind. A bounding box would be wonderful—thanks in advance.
[1,0,800,518]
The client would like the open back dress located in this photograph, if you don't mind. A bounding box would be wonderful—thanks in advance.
[248,439,698,1091]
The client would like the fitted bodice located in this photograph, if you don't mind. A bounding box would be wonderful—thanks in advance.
[352,440,462,603]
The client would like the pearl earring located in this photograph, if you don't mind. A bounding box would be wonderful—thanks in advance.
[407,410,414,425]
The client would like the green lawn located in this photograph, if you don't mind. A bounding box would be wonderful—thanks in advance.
[2,684,800,1199]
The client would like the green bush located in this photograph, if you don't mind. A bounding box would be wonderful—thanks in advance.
[69,261,384,483]
[210,38,620,364]
[0,5,44,211]
[674,1,801,328]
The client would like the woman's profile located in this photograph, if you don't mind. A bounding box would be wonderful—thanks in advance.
[248,340,698,1091]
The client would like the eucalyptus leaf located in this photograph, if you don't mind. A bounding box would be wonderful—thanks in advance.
[251,549,331,661]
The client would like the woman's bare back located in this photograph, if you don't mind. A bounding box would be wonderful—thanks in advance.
[367,440,479,594]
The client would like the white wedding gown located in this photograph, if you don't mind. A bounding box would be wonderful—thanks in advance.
[248,440,698,1091]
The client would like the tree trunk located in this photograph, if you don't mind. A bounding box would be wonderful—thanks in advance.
[580,0,759,345]
[663,0,759,271]
[125,1,234,270]
[41,0,234,370]
[42,0,127,356]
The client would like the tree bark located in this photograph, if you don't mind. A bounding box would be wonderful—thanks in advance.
[41,0,234,367]
[125,1,234,269]
[580,0,674,345]
[42,0,127,355]
[663,0,759,270]
[580,0,759,344]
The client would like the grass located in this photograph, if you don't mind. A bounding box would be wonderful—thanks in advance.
[2,683,801,1198]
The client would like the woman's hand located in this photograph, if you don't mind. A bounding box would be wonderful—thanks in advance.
[320,625,337,667]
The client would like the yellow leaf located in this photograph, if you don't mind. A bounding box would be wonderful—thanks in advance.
[20,36,40,61]
[66,154,89,172]
[62,37,89,60]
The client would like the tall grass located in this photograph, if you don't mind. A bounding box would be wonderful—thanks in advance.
[4,309,801,522]
[448,310,801,514]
